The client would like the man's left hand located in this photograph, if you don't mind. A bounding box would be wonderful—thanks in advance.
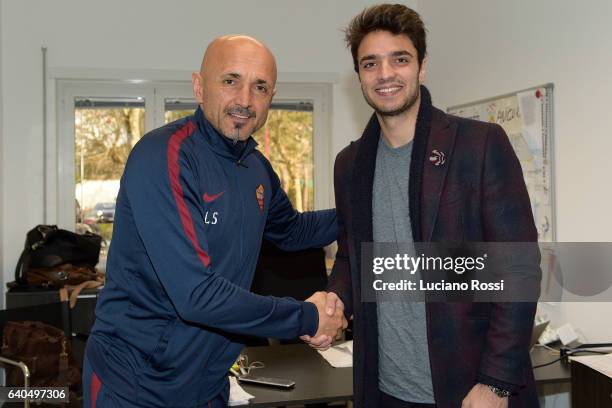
[461,383,508,408]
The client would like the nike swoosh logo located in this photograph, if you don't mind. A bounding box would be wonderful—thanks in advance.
[203,191,225,203]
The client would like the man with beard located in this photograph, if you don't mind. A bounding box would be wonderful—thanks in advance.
[303,4,540,408]
[83,35,345,407]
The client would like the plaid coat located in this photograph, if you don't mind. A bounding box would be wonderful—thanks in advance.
[328,87,540,408]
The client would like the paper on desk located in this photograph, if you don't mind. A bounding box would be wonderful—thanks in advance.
[228,376,255,406]
[318,340,353,368]
[570,353,612,378]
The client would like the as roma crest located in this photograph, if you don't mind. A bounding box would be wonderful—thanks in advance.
[256,184,265,212]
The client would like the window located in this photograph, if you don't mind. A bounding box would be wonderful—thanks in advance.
[164,99,315,211]
[164,98,195,124]
[254,106,314,212]
[56,79,331,266]
[74,97,146,252]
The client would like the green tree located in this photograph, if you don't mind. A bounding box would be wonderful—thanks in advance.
[75,108,145,182]
[253,110,313,212]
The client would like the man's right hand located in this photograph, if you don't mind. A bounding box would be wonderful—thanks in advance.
[302,291,347,350]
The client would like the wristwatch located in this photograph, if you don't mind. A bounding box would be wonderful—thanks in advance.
[487,385,511,398]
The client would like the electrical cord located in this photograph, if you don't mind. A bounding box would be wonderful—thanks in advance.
[533,349,609,369]
[236,354,265,375]
[534,343,560,353]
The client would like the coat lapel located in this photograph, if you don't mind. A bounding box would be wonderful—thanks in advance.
[350,115,381,391]
[351,114,380,253]
[420,108,458,241]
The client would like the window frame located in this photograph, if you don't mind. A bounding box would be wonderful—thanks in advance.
[55,78,332,230]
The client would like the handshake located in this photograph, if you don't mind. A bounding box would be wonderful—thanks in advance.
[301,291,348,350]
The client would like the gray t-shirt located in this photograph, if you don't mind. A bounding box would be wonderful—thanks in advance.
[373,135,434,403]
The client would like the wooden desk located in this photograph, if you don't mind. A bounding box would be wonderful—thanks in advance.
[572,360,612,407]
[235,344,570,406]
[237,344,352,407]
[531,346,571,384]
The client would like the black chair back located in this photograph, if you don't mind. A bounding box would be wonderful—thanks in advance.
[244,241,328,346]
[251,240,328,300]
[0,301,72,344]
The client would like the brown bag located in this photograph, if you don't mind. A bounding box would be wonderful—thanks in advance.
[1,321,81,391]
[26,263,103,288]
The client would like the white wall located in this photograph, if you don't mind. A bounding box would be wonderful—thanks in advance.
[0,1,4,307]
[418,0,612,342]
[0,1,417,287]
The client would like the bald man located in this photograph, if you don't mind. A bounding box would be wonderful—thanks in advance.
[83,35,343,408]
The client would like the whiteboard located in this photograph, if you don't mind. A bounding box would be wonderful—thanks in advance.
[448,84,555,241]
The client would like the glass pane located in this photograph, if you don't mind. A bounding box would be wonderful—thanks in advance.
[75,97,145,266]
[164,100,315,212]
[165,98,197,124]
[253,109,314,212]
[165,110,194,124]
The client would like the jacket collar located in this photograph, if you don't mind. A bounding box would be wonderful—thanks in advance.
[195,106,258,163]
[421,107,457,241]
[351,85,436,245]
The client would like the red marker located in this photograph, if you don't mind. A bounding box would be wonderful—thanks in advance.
[535,89,542,98]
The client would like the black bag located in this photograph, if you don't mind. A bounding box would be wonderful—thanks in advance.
[14,225,102,287]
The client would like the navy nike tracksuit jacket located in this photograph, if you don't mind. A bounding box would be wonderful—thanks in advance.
[84,107,337,407]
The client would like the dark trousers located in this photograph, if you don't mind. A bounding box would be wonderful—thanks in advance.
[83,354,229,407]
[379,390,437,408]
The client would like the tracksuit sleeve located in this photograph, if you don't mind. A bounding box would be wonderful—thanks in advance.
[261,156,338,251]
[122,133,318,340]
